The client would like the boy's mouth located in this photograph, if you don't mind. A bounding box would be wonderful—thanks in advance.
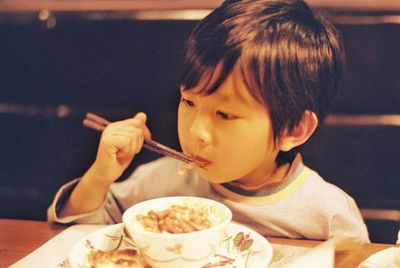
[192,154,212,168]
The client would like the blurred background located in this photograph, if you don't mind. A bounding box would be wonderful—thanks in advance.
[0,0,399,243]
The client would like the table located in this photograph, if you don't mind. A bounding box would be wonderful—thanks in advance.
[0,218,395,268]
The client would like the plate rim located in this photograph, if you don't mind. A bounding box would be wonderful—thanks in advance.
[69,221,273,268]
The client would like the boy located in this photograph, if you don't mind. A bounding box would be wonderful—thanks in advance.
[48,0,370,242]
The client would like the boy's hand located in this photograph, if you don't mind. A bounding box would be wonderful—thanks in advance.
[88,112,151,185]
[59,113,151,217]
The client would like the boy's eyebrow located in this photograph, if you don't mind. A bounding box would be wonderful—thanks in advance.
[214,91,235,101]
[182,64,257,105]
[216,87,257,106]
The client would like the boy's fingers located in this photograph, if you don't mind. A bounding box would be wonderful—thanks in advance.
[117,112,147,130]
[132,112,152,140]
[112,127,145,156]
[113,135,137,161]
[135,112,147,123]
[135,131,144,154]
[103,112,151,151]
[143,126,152,140]
[129,112,147,126]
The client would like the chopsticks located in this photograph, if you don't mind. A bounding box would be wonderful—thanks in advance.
[83,113,208,168]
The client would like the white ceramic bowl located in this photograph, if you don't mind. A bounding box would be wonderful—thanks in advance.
[122,196,232,268]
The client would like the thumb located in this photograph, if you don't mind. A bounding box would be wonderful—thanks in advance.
[134,112,147,123]
[134,112,152,140]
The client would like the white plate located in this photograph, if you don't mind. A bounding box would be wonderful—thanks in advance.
[69,222,273,268]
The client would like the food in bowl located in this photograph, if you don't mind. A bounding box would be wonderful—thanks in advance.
[136,203,220,234]
[122,196,232,268]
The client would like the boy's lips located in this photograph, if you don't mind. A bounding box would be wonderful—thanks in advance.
[192,154,212,168]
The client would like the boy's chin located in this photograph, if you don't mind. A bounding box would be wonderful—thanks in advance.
[196,169,234,184]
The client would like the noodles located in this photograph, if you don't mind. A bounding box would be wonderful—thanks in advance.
[177,162,197,175]
[136,204,219,234]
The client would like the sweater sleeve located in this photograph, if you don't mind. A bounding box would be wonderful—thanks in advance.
[328,193,370,243]
[46,157,206,225]
[46,178,123,225]
[46,158,179,224]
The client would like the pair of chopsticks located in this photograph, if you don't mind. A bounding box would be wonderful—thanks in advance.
[83,113,207,167]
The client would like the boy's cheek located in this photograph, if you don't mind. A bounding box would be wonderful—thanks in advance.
[177,121,188,145]
[177,111,196,144]
[177,124,191,154]
[177,112,187,137]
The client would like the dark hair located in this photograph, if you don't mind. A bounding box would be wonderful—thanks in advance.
[178,0,344,142]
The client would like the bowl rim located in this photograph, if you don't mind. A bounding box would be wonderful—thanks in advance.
[122,196,233,238]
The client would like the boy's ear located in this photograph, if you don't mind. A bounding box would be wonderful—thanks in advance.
[278,110,318,152]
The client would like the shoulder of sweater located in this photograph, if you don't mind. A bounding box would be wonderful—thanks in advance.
[301,166,357,205]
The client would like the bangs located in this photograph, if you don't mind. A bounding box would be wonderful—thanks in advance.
[237,51,269,107]
[178,51,239,95]
[177,1,241,94]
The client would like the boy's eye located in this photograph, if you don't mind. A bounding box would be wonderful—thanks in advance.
[216,111,236,120]
[181,97,195,107]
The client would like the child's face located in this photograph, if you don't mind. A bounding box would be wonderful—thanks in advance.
[178,65,280,185]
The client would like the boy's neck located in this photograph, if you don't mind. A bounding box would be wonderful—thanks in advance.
[229,154,301,191]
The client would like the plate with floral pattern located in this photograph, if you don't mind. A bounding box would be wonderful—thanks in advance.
[69,222,273,268]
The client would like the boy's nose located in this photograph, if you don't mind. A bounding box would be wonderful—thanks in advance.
[189,116,212,145]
